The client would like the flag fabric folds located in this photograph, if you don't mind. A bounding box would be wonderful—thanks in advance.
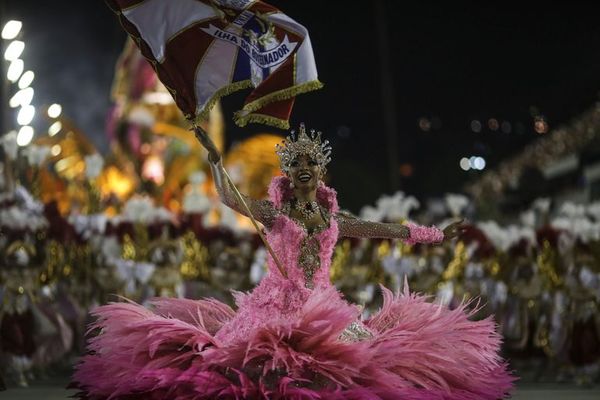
[105,0,323,129]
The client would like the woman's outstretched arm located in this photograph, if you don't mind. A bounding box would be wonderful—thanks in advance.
[335,212,463,244]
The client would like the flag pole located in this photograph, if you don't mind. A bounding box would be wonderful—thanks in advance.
[192,126,288,279]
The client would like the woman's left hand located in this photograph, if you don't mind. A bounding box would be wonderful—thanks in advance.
[443,218,467,241]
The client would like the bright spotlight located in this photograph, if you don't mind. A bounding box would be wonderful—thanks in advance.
[9,91,21,108]
[16,126,34,146]
[17,105,35,126]
[2,21,22,40]
[51,144,61,156]
[459,157,470,171]
[7,59,24,82]
[48,121,62,136]
[468,156,477,169]
[47,103,62,118]
[473,157,486,170]
[18,70,34,89]
[9,87,34,108]
[4,40,24,61]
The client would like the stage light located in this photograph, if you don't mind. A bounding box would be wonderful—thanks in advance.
[8,92,19,108]
[51,144,62,156]
[142,155,165,185]
[460,157,470,171]
[48,121,62,136]
[418,117,431,132]
[18,70,34,89]
[48,103,62,118]
[7,59,24,82]
[20,87,34,106]
[470,120,482,133]
[17,105,35,125]
[2,20,22,40]
[469,156,477,168]
[473,157,486,170]
[4,40,24,61]
[9,87,34,108]
[16,126,34,146]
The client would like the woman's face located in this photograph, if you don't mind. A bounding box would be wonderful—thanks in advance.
[288,154,321,191]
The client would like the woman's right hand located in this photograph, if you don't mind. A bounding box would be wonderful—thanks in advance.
[193,125,221,163]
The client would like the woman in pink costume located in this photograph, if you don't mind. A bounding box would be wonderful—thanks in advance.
[72,124,514,399]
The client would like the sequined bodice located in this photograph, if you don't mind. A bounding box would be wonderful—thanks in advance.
[280,201,332,289]
[264,201,338,291]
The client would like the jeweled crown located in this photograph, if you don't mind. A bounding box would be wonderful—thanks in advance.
[275,123,332,174]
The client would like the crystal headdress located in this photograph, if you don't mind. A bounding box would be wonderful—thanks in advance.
[275,123,332,174]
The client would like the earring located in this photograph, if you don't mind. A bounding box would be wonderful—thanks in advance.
[289,180,295,189]
[318,180,324,187]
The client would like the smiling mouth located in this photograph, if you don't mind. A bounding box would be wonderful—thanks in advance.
[298,172,312,183]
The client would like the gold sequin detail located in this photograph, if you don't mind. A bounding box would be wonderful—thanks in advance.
[298,236,321,289]
[282,201,330,289]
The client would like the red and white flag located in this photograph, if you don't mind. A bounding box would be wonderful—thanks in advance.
[105,0,323,129]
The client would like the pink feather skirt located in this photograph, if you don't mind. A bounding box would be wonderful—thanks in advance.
[71,285,515,399]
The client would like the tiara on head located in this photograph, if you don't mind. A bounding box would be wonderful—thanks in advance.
[275,123,332,174]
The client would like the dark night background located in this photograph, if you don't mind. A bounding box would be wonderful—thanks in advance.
[4,1,600,211]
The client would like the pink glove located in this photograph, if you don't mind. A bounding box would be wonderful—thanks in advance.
[404,221,444,245]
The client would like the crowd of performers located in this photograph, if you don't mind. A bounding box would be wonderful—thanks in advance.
[1,178,599,387]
